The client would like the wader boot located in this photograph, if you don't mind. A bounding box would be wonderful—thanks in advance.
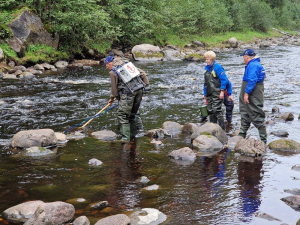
[258,126,267,144]
[209,114,217,123]
[217,117,225,130]
[120,124,130,142]
[130,122,137,139]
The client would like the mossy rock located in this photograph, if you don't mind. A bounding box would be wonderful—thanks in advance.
[133,51,164,59]
[183,54,205,62]
[268,139,300,152]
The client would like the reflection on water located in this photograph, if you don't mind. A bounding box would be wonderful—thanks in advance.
[1,46,300,224]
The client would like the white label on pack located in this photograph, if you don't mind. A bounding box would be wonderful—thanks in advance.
[116,62,140,83]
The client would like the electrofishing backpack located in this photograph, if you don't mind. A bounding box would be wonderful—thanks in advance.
[112,62,146,93]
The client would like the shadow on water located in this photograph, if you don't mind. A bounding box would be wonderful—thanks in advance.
[1,46,300,224]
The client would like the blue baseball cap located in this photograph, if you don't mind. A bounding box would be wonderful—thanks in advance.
[103,52,114,65]
[240,49,256,56]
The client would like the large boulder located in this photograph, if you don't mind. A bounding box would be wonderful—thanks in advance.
[162,121,182,135]
[162,49,184,61]
[227,136,243,150]
[191,123,228,143]
[7,9,59,55]
[55,61,68,69]
[182,123,199,134]
[192,135,223,152]
[228,37,238,48]
[168,147,196,161]
[132,44,163,61]
[24,201,75,225]
[2,200,44,223]
[94,214,130,225]
[268,139,300,152]
[234,137,266,156]
[11,129,58,149]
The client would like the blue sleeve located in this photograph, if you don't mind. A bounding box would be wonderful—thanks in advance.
[203,83,206,95]
[226,81,232,96]
[214,64,228,90]
[245,64,259,94]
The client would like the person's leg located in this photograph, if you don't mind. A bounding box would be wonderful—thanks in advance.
[223,95,234,122]
[118,93,135,141]
[211,94,225,129]
[128,89,143,139]
[206,96,217,123]
[239,115,251,138]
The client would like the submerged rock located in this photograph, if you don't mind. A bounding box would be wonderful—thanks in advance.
[284,188,300,195]
[89,201,108,209]
[234,137,266,156]
[281,195,300,210]
[73,216,90,225]
[24,201,75,225]
[276,112,294,121]
[3,200,44,223]
[168,147,196,161]
[21,146,56,157]
[292,164,300,171]
[143,184,160,191]
[268,139,300,152]
[227,136,243,150]
[88,158,103,166]
[91,130,117,141]
[191,123,228,143]
[130,208,167,225]
[138,176,150,184]
[94,214,130,225]
[162,121,182,135]
[192,135,223,152]
[255,211,282,222]
[11,129,57,149]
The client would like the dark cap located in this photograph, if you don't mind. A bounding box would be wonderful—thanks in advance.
[103,52,114,66]
[240,49,256,56]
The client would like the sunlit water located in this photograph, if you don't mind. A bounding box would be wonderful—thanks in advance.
[0,45,300,224]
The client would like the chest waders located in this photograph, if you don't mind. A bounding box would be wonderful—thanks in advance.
[112,64,145,142]
[239,81,267,143]
[204,66,225,130]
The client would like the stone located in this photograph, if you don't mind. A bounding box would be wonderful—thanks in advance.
[3,74,18,80]
[292,164,300,171]
[41,63,52,70]
[0,47,4,61]
[255,211,281,222]
[21,146,56,157]
[73,216,90,225]
[27,69,43,75]
[91,130,117,141]
[268,139,300,152]
[162,49,183,61]
[54,132,67,143]
[11,129,58,149]
[228,37,238,48]
[55,61,68,69]
[21,72,34,79]
[14,70,22,76]
[162,121,182,135]
[2,200,44,223]
[270,130,289,137]
[143,184,160,191]
[272,106,280,113]
[88,158,103,166]
[168,147,196,161]
[15,66,26,72]
[34,64,45,71]
[87,49,95,56]
[89,201,108,209]
[139,176,150,183]
[132,44,163,61]
[227,136,243,150]
[94,214,130,225]
[24,201,75,225]
[281,195,300,210]
[191,123,228,143]
[130,208,167,225]
[182,123,199,134]
[112,49,124,57]
[276,112,294,121]
[192,40,205,47]
[192,135,223,152]
[235,137,266,156]
[284,188,300,195]
[145,129,165,139]
[8,61,15,67]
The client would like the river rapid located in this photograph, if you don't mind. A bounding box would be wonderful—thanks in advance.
[1,45,300,224]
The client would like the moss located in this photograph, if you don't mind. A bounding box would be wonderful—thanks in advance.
[201,132,212,137]
[0,43,21,63]
[133,51,164,58]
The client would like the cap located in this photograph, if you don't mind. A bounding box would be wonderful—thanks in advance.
[103,52,114,66]
[240,49,256,56]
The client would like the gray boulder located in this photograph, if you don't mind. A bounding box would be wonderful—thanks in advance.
[276,112,294,121]
[270,130,289,137]
[192,135,223,152]
[3,74,18,80]
[91,130,117,141]
[168,147,196,161]
[235,137,266,156]
[255,211,281,222]
[24,201,75,225]
[89,201,108,209]
[182,123,199,134]
[228,37,238,48]
[11,129,58,149]
[130,208,167,225]
[145,128,167,139]
[7,9,59,54]
[191,123,228,143]
[281,195,300,210]
[284,188,300,195]
[292,164,300,171]
[55,61,68,69]
[2,200,44,223]
[112,49,124,57]
[15,66,27,72]
[192,40,205,47]
[268,139,300,152]
[162,121,182,135]
[94,214,130,225]
[41,63,52,70]
[162,49,184,61]
[227,136,243,150]
[73,216,90,225]
[132,44,163,61]
[34,64,44,71]
[27,69,43,75]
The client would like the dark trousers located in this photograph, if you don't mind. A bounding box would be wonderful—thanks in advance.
[223,95,234,122]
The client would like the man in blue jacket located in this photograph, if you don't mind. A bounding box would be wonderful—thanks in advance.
[239,49,267,143]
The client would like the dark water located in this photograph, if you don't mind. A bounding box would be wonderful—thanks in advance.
[1,45,300,224]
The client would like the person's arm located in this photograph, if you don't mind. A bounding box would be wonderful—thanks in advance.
[244,64,259,94]
[137,68,149,87]
[227,81,234,102]
[108,71,119,103]
[215,64,228,99]
[203,83,206,97]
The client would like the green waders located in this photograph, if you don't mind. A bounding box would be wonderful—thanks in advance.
[204,66,225,130]
[239,81,267,143]
[118,88,143,141]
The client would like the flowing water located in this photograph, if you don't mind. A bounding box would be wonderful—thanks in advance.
[1,45,300,224]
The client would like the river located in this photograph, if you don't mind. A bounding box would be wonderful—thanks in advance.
[0,45,300,224]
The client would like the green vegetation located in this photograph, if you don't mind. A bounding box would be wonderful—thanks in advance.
[23,44,69,64]
[1,0,300,58]
[0,43,21,62]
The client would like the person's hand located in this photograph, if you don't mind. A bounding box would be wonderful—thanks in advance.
[108,98,115,104]
[244,93,249,104]
[228,96,234,102]
[219,91,224,100]
[203,95,206,99]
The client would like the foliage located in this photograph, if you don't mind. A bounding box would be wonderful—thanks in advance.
[0,43,18,59]
[23,44,69,64]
